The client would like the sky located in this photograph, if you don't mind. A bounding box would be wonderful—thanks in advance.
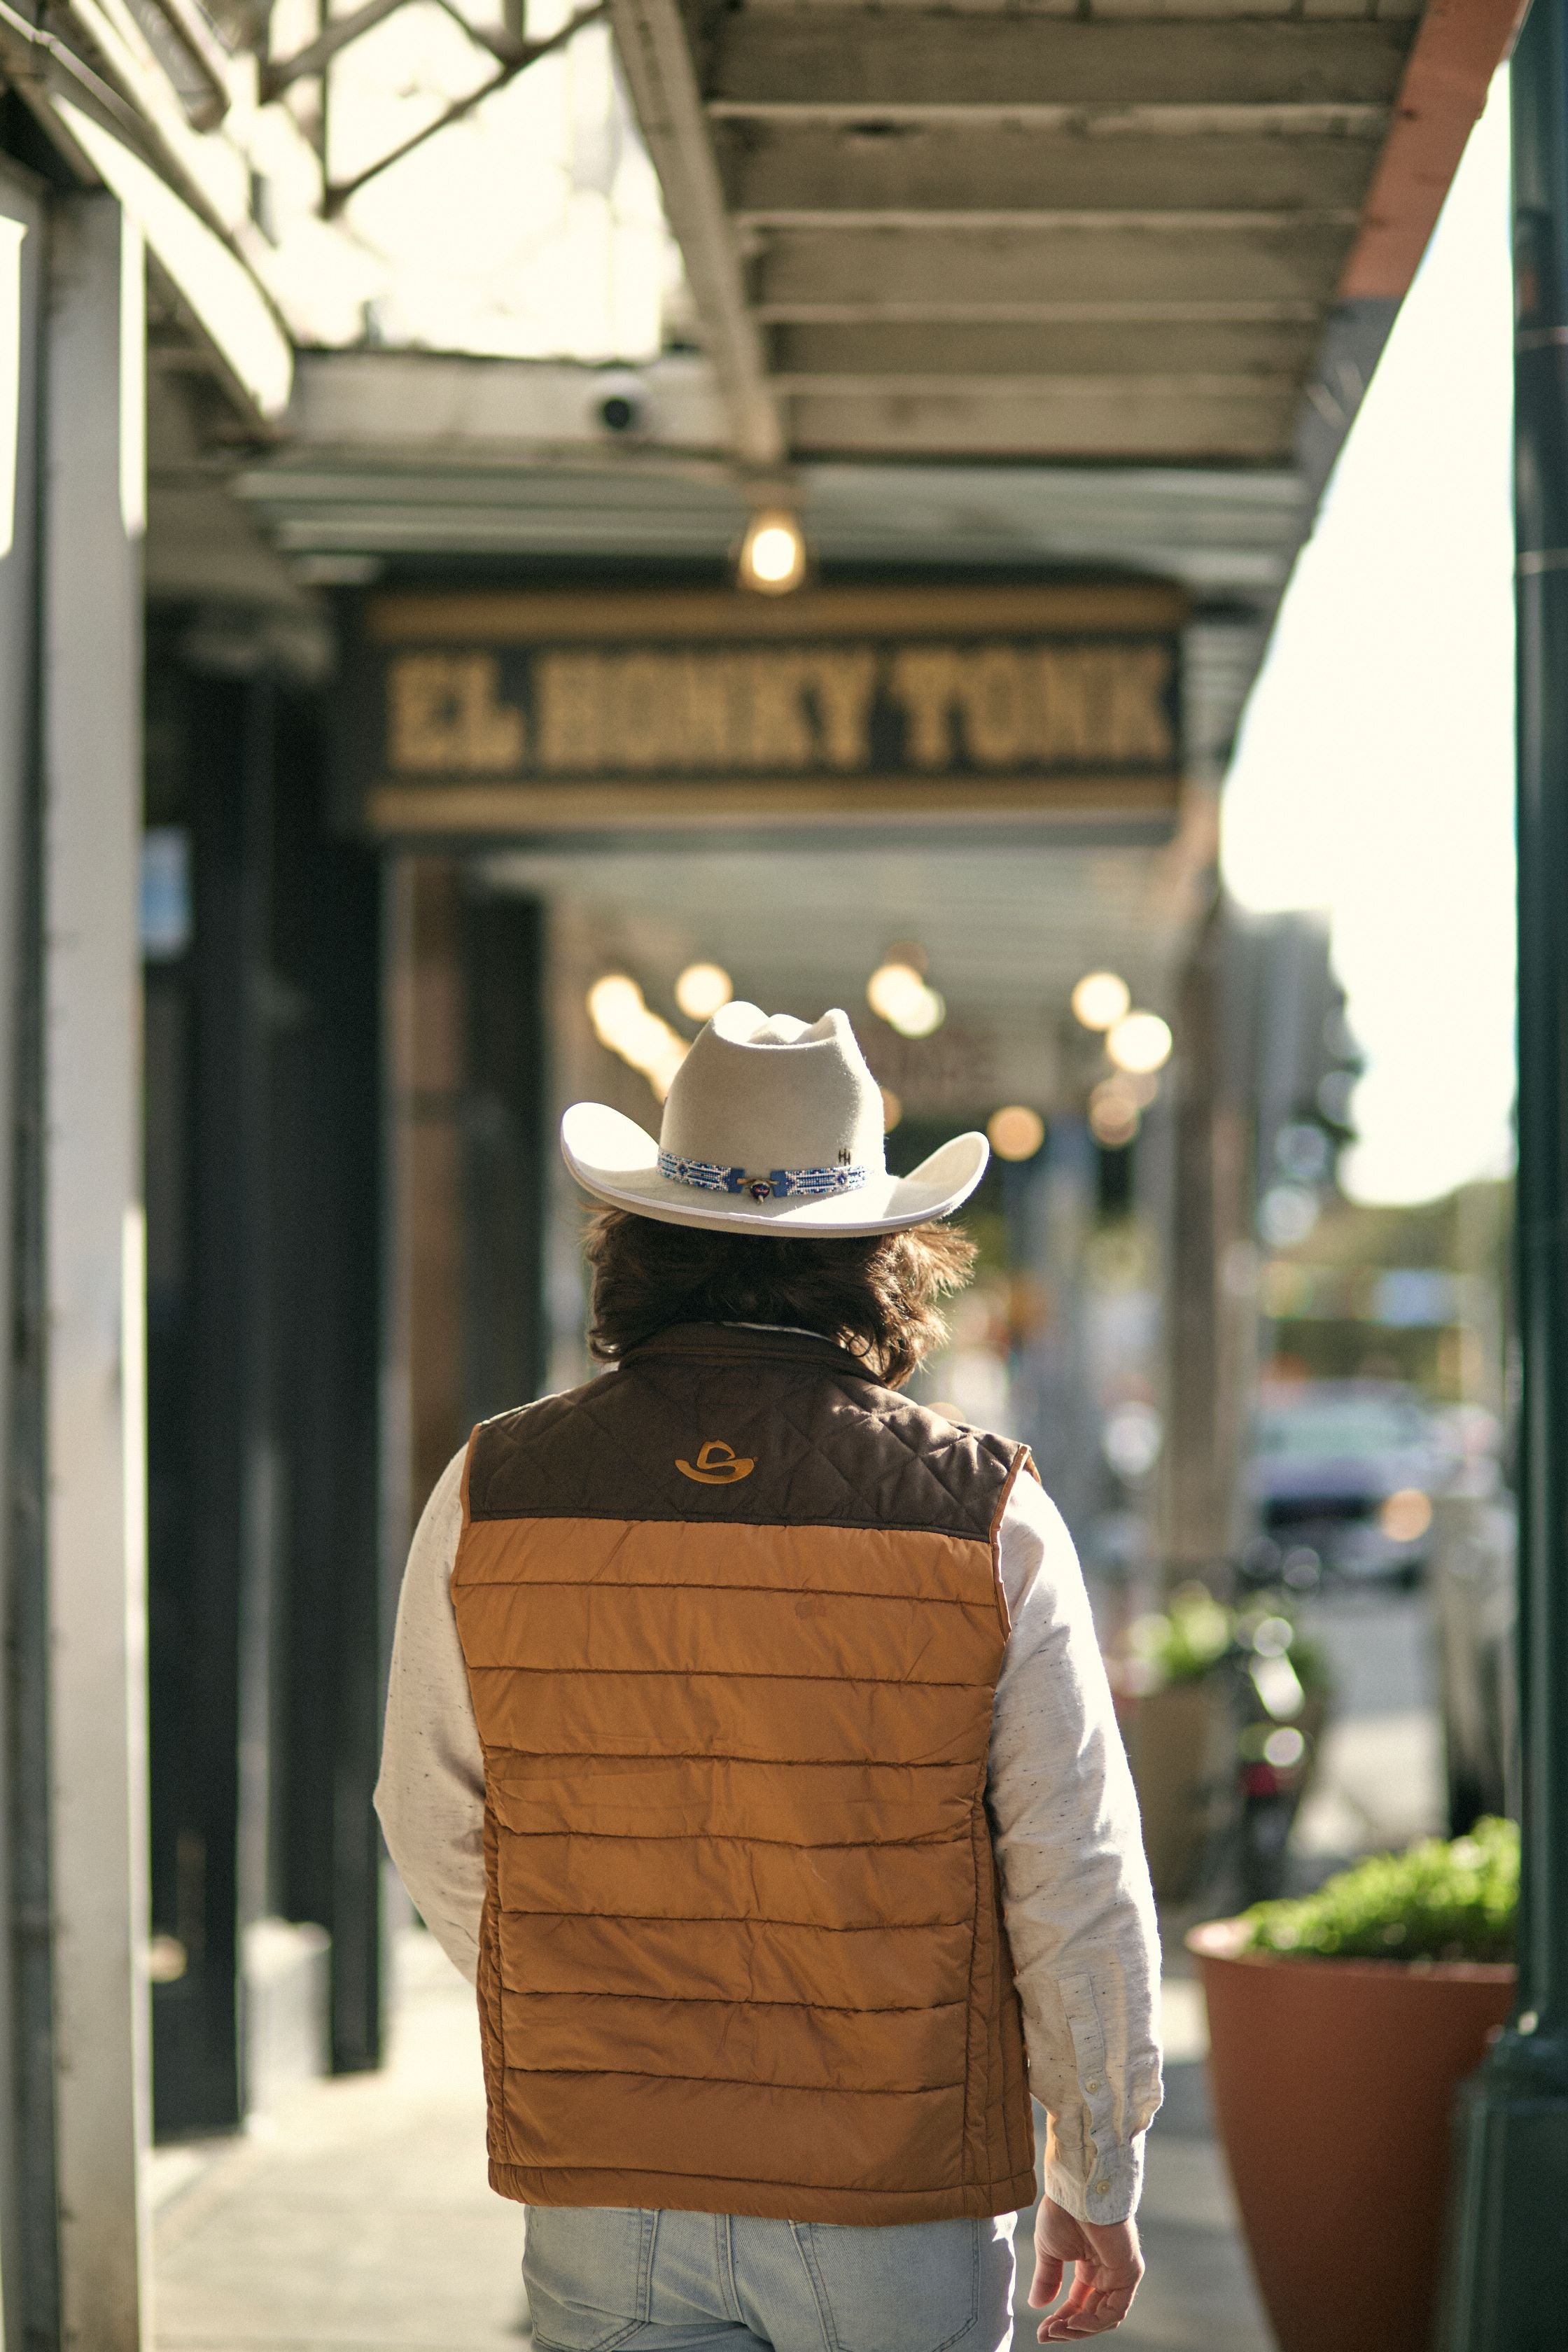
[1221,72,1516,1209]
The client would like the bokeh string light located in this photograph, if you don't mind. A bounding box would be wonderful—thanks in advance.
[867,956,946,1040]
[988,1105,1046,1163]
[1071,971,1131,1032]
[586,974,690,1102]
[1105,1011,1173,1077]
[674,961,733,1021]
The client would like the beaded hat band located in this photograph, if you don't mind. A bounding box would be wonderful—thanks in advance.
[659,1151,867,1205]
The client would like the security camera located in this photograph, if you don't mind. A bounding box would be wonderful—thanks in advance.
[592,370,648,437]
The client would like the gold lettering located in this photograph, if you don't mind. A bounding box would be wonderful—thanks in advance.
[681,653,746,769]
[409,631,1173,786]
[955,645,1028,768]
[388,655,453,770]
[1030,648,1173,765]
[605,651,681,771]
[804,648,877,771]
[1032,650,1099,763]
[744,650,812,769]
[388,652,525,773]
[888,648,960,769]
[537,651,604,771]
[1105,646,1175,762]
[457,656,526,771]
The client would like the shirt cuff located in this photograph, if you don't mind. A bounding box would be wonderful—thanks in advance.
[1043,2133,1144,2228]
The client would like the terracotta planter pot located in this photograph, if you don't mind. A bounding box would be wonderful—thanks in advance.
[1187,1919,1514,2352]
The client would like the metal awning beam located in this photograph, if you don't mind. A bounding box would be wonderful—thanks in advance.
[260,0,412,98]
[704,15,1411,114]
[781,388,1295,462]
[769,320,1320,375]
[144,0,232,125]
[608,0,785,472]
[714,126,1386,221]
[752,301,1322,326]
[317,1,605,213]
[752,225,1346,315]
[712,102,1393,134]
[736,209,1364,233]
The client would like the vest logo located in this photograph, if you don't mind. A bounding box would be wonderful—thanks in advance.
[676,1439,755,1485]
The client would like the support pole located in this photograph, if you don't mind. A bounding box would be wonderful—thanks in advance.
[1444,4,1568,2337]
[1162,892,1250,1595]
[41,192,150,2352]
[0,157,46,2352]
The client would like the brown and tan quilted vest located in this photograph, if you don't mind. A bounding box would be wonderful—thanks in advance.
[451,1322,1038,2224]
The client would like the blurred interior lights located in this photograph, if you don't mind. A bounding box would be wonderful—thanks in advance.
[1252,1614,1294,1658]
[1088,1079,1141,1149]
[881,1087,903,1133]
[586,974,690,1102]
[1378,1488,1434,1544]
[1262,1726,1308,1772]
[674,960,732,1021]
[987,1105,1045,1163]
[1258,1183,1320,1249]
[738,510,806,596]
[1071,971,1131,1032]
[1106,1010,1173,1076]
[1102,1400,1163,1480]
[867,958,946,1039]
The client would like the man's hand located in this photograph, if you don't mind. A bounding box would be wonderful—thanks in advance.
[1028,2196,1144,2341]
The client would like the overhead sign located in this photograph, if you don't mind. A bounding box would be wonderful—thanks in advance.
[346,583,1185,835]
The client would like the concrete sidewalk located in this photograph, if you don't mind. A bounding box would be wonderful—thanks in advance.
[153,1934,528,2351]
[1093,1977,1270,2352]
[153,1932,1273,2352]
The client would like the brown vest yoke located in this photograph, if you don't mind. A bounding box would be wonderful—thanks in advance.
[452,1324,1038,2224]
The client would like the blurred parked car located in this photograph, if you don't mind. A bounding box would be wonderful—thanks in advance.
[1246,1380,1460,1589]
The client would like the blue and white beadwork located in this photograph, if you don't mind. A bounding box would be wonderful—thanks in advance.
[772,1165,867,1198]
[657,1152,741,1195]
[659,1151,867,1203]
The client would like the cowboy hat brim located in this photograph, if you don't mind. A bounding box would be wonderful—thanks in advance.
[561,1102,989,1236]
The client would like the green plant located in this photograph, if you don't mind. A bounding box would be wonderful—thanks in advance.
[1126,1582,1232,1687]
[1242,1816,1518,1964]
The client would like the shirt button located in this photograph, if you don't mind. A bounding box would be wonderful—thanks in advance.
[1086,2078,1102,2094]
[1093,2178,1110,2196]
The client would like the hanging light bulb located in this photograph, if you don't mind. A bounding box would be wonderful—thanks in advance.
[1071,971,1132,1032]
[738,510,806,596]
[674,961,732,1021]
[867,958,946,1039]
[987,1106,1046,1162]
[1088,1079,1142,1147]
[587,974,690,1102]
[1106,1011,1173,1076]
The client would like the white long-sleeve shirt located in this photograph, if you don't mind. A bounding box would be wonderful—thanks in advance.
[376,1434,1162,2225]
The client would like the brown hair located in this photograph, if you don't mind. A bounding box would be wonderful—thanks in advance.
[584,1208,976,1389]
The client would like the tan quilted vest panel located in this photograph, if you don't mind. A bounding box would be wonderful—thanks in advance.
[451,1324,1037,2223]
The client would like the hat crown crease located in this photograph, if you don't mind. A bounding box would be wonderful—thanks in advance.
[662,1007,888,1178]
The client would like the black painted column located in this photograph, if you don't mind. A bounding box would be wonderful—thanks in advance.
[1443,4,1568,2335]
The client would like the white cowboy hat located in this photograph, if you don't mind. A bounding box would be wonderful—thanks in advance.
[562,1002,989,1236]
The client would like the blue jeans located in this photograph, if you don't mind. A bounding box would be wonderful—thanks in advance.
[523,2205,1018,2352]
